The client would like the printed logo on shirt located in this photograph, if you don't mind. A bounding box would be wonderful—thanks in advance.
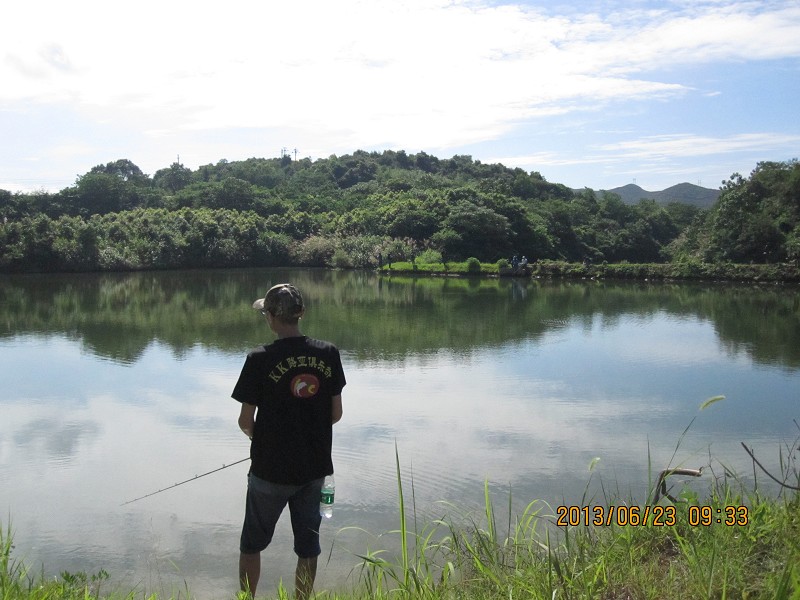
[291,373,320,398]
[268,355,332,383]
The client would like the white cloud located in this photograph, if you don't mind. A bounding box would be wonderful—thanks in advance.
[4,2,795,124]
[1,0,799,190]
[599,132,800,159]
[490,132,800,181]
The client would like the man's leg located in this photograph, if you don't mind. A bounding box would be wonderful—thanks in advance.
[295,556,317,600]
[239,551,261,597]
[240,475,294,597]
[287,478,324,600]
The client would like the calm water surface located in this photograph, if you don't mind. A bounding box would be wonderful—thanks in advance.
[1,269,798,598]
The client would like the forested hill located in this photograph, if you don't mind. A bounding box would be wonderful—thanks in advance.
[597,183,721,208]
[0,152,797,273]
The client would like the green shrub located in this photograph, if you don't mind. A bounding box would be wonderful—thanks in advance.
[466,257,481,273]
[416,248,443,264]
[329,248,352,268]
[289,234,336,266]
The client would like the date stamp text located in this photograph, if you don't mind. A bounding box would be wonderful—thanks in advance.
[555,504,749,527]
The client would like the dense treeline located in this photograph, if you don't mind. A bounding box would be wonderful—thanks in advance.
[0,152,798,273]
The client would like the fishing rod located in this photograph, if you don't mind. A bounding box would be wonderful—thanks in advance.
[121,457,249,505]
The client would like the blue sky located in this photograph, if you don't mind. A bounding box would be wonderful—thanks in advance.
[2,0,799,193]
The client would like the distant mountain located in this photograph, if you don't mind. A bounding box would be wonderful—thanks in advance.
[577,183,720,208]
[612,183,720,208]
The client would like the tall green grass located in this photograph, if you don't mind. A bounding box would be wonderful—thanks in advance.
[345,404,800,599]
[1,522,127,600]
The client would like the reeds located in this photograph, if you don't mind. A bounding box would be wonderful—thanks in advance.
[345,408,800,600]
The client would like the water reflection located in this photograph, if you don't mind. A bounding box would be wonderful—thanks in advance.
[2,269,799,369]
[0,269,798,599]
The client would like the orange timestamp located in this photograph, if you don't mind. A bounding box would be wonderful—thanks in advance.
[687,505,749,526]
[555,504,749,527]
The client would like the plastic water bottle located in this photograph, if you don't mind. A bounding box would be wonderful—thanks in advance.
[320,475,335,518]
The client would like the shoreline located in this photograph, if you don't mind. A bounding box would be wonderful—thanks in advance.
[377,260,800,283]
[2,260,799,284]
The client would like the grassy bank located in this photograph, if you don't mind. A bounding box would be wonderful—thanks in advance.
[3,461,799,599]
[378,259,800,283]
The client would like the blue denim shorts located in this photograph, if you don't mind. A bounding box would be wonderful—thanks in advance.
[240,473,324,558]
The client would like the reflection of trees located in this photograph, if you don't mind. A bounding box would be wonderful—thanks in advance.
[1,270,798,369]
[0,271,261,363]
[699,287,800,369]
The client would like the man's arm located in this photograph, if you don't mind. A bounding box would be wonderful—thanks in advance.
[238,403,257,439]
[331,394,343,424]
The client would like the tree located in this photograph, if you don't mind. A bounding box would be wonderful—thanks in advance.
[664,201,702,231]
[414,151,440,173]
[215,177,256,211]
[73,172,125,215]
[435,201,512,260]
[488,195,554,259]
[705,162,799,262]
[89,159,148,185]
[154,162,193,193]
[327,154,378,189]
[381,198,440,240]
[786,227,800,266]
[229,158,285,188]
[0,189,22,221]
[52,216,99,270]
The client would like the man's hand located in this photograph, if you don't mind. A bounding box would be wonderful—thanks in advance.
[238,403,256,439]
[331,394,343,424]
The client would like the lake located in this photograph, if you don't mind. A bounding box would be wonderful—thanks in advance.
[1,268,798,598]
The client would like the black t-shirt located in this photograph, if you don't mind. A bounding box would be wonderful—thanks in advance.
[232,336,346,485]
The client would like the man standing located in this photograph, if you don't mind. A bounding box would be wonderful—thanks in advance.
[232,283,345,599]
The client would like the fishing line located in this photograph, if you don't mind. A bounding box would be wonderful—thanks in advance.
[121,457,249,505]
